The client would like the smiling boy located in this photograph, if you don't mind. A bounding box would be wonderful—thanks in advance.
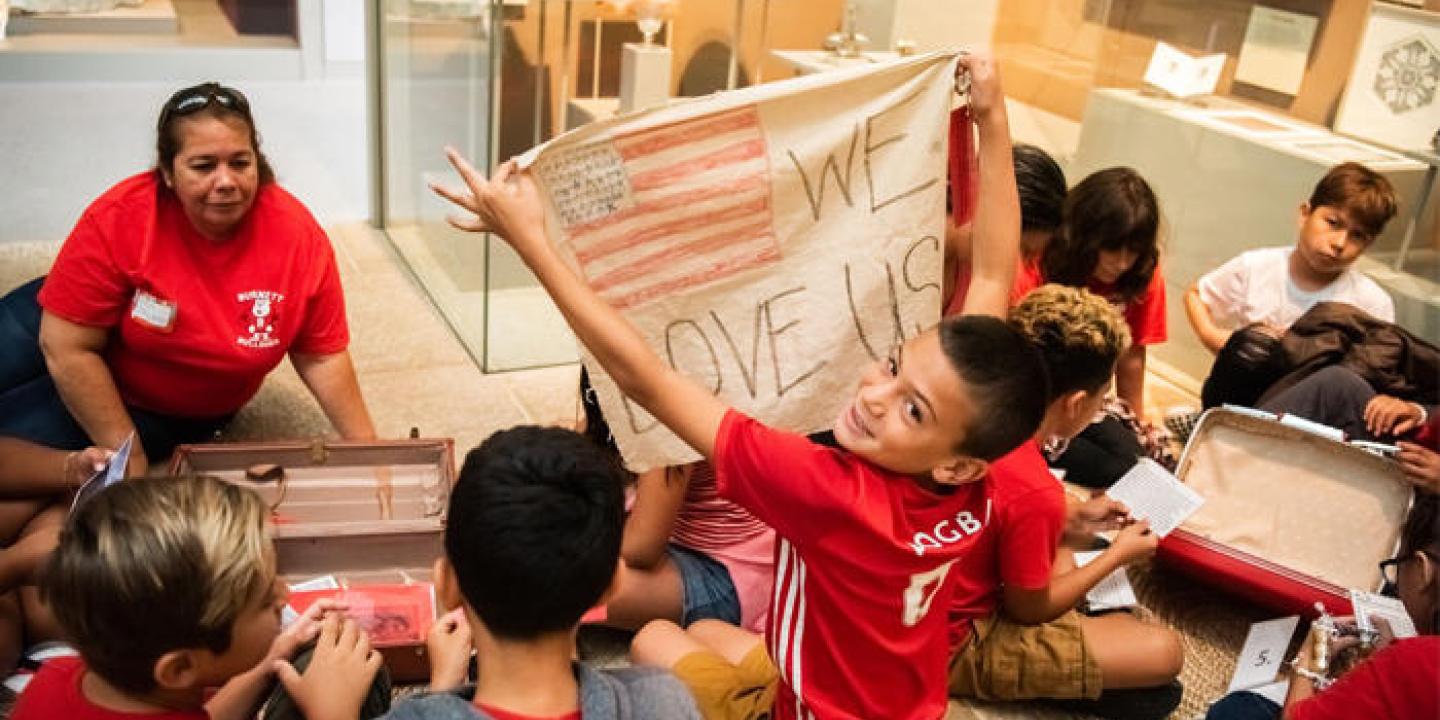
[431,54,1049,720]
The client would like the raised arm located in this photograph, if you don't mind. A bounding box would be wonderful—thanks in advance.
[432,152,728,460]
[38,312,148,476]
[957,52,1020,320]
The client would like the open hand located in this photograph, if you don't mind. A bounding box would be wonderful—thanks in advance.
[275,615,383,720]
[426,608,474,691]
[430,150,547,254]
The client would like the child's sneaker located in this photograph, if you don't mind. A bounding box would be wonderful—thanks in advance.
[1164,407,1200,446]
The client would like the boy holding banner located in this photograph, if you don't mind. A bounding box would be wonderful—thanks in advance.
[433,53,1046,720]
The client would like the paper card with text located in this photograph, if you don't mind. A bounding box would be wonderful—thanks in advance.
[1106,459,1205,538]
[1228,615,1300,692]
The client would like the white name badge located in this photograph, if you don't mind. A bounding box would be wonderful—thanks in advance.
[130,289,177,332]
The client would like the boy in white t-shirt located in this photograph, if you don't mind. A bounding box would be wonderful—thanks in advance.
[1185,162,1398,353]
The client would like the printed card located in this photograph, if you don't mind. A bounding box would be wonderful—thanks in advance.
[1228,616,1300,692]
[1105,459,1205,538]
[1074,550,1139,611]
[289,583,436,646]
[70,432,134,513]
[1350,589,1418,638]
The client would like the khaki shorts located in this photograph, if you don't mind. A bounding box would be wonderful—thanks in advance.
[948,609,1103,701]
[671,643,779,720]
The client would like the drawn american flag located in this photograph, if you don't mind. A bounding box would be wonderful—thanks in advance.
[536,105,779,310]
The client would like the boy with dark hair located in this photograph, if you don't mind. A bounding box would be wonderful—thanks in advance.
[11,475,382,720]
[948,285,1183,720]
[380,426,700,720]
[431,53,1048,720]
[1186,162,1398,354]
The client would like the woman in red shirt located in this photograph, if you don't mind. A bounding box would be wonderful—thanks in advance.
[0,82,377,672]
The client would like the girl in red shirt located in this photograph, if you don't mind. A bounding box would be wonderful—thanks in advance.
[1011,167,1173,488]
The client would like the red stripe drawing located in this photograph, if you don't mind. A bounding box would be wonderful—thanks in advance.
[534,105,779,310]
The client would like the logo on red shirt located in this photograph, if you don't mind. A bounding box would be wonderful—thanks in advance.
[237,290,285,349]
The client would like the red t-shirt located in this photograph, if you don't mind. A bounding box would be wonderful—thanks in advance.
[10,657,208,720]
[713,411,991,720]
[38,172,349,418]
[1289,636,1440,720]
[477,704,581,720]
[1012,260,1168,346]
[947,440,1067,649]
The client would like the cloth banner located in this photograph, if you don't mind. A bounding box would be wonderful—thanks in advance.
[520,52,959,470]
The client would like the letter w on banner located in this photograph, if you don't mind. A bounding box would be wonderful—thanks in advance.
[519,52,958,471]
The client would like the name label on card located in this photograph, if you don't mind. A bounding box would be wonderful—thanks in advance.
[131,290,176,332]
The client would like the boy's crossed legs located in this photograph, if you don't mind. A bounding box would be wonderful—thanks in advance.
[632,619,777,720]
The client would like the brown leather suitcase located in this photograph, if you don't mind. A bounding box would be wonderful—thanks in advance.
[171,439,456,682]
[1157,408,1414,618]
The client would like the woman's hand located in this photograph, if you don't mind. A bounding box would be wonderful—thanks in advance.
[62,447,112,489]
[431,151,548,257]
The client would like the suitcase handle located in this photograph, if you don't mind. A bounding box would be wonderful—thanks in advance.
[1277,414,1345,442]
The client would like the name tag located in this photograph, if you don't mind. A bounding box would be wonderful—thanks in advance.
[131,289,177,332]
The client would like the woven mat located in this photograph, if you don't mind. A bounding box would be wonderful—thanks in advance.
[1129,560,1271,719]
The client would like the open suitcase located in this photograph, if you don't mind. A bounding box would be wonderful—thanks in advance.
[171,438,456,682]
[1156,408,1414,618]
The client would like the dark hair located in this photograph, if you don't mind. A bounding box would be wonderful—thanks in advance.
[40,476,270,694]
[938,315,1049,460]
[446,426,625,640]
[1014,143,1067,235]
[1401,493,1440,561]
[155,82,275,185]
[579,366,620,455]
[1041,167,1160,300]
[1009,285,1129,402]
[1308,162,1397,240]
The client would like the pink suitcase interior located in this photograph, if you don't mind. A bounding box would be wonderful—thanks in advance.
[1157,408,1413,618]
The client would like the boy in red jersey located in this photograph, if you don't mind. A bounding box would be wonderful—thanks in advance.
[947,285,1183,719]
[432,54,1047,720]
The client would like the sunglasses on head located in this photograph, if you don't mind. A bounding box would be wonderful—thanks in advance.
[161,84,250,125]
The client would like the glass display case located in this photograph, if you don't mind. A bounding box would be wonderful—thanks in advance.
[990,0,1439,390]
[375,0,1437,383]
[374,0,845,371]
